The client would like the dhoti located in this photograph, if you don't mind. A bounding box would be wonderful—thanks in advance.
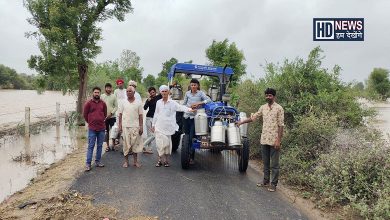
[155,131,172,156]
[123,127,143,156]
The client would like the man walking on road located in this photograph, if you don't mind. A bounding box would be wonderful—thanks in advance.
[118,86,144,168]
[83,87,107,172]
[152,85,194,167]
[143,87,162,154]
[236,88,284,192]
[101,83,118,152]
[128,80,142,101]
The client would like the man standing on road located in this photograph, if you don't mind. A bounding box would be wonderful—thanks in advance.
[118,86,144,168]
[143,87,162,154]
[128,80,142,101]
[101,83,118,152]
[183,78,212,164]
[236,88,284,192]
[83,86,107,172]
[114,79,127,105]
[152,85,194,167]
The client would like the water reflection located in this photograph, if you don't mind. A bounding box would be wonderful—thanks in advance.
[0,120,84,202]
[368,102,390,140]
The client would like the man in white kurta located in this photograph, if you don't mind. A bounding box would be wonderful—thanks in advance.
[152,85,193,167]
[118,86,143,168]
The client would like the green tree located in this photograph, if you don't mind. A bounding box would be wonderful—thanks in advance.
[143,74,156,89]
[0,64,31,89]
[158,57,178,78]
[354,81,364,91]
[367,68,390,100]
[25,0,133,121]
[0,64,12,88]
[118,49,143,82]
[118,49,141,71]
[205,39,246,85]
[124,66,143,83]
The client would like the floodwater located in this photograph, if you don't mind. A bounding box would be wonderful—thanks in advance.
[0,121,84,202]
[0,89,76,127]
[372,103,390,138]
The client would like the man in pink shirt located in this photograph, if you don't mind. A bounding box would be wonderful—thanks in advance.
[83,86,107,171]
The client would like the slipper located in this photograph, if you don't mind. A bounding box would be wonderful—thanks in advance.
[105,147,110,152]
[155,161,162,167]
[164,162,170,167]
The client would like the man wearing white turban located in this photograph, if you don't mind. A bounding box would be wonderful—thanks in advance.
[152,85,194,167]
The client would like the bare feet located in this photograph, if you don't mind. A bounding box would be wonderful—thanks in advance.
[122,161,129,168]
[133,162,141,168]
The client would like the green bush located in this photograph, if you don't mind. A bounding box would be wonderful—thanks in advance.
[311,128,390,219]
[232,47,387,218]
[281,113,338,186]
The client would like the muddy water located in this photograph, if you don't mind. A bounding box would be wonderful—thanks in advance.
[372,103,390,138]
[0,121,85,202]
[0,90,76,127]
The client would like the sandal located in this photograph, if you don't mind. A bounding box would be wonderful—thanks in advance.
[164,162,170,167]
[155,161,162,167]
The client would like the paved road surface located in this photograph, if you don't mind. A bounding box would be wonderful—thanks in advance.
[71,149,307,220]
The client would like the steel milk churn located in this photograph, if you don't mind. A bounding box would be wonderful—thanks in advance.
[170,87,180,100]
[239,112,248,137]
[227,123,241,146]
[209,86,219,101]
[211,121,225,144]
[194,108,208,135]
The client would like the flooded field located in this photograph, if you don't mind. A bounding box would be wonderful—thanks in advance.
[0,121,85,202]
[0,90,76,128]
[373,105,390,138]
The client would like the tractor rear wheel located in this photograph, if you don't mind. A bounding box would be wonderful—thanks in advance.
[238,138,249,173]
[181,134,190,169]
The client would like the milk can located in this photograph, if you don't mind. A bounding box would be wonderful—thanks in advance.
[170,87,182,100]
[211,121,225,144]
[239,112,248,137]
[208,86,219,101]
[195,108,208,135]
[227,123,241,146]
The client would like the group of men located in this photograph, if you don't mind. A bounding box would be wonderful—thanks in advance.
[83,78,284,192]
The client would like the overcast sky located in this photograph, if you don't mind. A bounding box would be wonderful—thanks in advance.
[1,0,389,83]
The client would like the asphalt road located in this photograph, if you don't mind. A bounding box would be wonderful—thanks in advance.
[71,148,307,220]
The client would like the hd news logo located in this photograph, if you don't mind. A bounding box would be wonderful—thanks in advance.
[313,18,364,41]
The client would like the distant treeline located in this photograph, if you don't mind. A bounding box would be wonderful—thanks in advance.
[0,64,38,90]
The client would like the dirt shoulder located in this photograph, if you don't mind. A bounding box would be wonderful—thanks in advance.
[248,160,344,220]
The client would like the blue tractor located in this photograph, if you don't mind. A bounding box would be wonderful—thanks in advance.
[168,63,249,173]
